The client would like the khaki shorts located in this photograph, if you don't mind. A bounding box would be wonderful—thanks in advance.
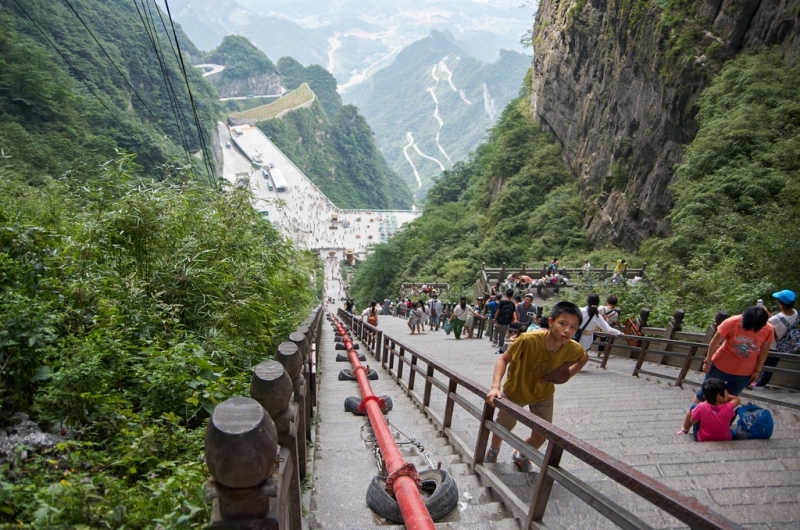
[495,395,554,432]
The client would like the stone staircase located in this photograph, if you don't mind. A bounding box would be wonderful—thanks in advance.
[307,321,521,529]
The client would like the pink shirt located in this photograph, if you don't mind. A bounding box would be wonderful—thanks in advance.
[692,401,737,442]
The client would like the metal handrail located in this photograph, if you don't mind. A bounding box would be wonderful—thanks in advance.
[337,309,741,530]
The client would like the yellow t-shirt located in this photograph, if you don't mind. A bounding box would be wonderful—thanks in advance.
[503,330,585,405]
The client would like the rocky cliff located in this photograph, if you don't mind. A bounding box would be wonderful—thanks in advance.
[208,72,282,98]
[530,0,799,249]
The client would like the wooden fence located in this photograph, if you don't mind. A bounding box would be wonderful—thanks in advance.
[339,310,741,530]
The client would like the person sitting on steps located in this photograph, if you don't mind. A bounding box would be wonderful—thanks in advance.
[678,378,740,441]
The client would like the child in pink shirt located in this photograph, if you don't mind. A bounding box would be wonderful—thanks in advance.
[679,378,740,441]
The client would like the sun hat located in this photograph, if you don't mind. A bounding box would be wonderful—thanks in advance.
[772,290,796,305]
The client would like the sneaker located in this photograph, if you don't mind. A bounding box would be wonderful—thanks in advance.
[485,447,499,463]
[512,450,534,473]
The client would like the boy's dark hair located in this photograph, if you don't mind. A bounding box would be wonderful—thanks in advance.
[606,294,618,306]
[495,293,503,300]
[505,288,514,297]
[550,301,583,327]
[741,306,769,332]
[702,378,727,404]
[514,295,522,303]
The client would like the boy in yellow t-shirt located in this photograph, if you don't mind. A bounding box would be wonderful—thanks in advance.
[485,301,588,471]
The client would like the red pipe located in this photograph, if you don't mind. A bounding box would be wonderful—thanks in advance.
[333,318,435,530]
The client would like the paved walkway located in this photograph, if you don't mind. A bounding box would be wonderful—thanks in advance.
[309,315,519,529]
[355,313,800,529]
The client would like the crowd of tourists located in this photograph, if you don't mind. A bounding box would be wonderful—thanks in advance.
[343,278,797,471]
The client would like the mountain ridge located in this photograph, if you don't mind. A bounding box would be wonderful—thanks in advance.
[343,29,531,198]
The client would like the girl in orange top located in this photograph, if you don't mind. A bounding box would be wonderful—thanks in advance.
[679,306,772,432]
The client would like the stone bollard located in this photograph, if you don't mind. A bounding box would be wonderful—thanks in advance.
[289,330,312,420]
[204,397,279,524]
[251,361,302,530]
[276,342,307,478]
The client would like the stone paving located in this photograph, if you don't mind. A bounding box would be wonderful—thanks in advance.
[308,316,520,529]
[313,312,800,529]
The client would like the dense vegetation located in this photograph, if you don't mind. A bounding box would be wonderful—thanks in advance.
[343,30,531,198]
[0,0,219,178]
[0,161,318,526]
[350,71,598,303]
[205,34,277,79]
[351,50,800,330]
[258,97,414,210]
[276,56,344,118]
[0,1,320,526]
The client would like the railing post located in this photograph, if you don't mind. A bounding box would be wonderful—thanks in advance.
[277,342,307,479]
[526,442,564,525]
[250,360,301,530]
[397,347,405,379]
[442,380,458,433]
[632,338,652,377]
[638,308,651,330]
[376,330,384,361]
[290,329,311,441]
[204,397,280,527]
[408,354,418,393]
[423,365,435,407]
[473,400,494,465]
[600,334,615,369]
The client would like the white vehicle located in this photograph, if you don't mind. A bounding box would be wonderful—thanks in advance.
[269,168,288,192]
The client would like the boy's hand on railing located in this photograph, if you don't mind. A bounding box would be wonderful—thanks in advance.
[486,388,502,407]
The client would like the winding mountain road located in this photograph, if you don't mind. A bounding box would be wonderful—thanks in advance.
[194,63,224,77]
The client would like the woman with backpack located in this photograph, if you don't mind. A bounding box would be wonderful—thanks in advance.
[577,294,621,353]
[361,300,379,327]
[752,290,797,388]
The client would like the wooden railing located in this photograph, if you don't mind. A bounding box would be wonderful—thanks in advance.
[589,308,800,410]
[338,309,739,530]
[203,305,323,529]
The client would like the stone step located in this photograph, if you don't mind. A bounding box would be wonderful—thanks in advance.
[310,322,521,530]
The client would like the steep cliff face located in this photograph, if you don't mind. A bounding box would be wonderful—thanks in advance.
[530,0,799,249]
[208,72,282,98]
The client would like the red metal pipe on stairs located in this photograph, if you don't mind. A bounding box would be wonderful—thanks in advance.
[332,318,435,530]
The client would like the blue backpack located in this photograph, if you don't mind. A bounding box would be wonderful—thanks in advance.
[732,404,774,440]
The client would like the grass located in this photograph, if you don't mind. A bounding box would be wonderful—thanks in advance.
[231,83,315,121]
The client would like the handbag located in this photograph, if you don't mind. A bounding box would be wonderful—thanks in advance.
[443,320,453,335]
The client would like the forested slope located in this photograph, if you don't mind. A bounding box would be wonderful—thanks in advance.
[352,52,800,329]
[343,30,531,199]
[1,0,218,178]
[0,1,319,526]
[258,59,414,209]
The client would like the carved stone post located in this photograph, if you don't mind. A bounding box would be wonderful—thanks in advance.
[205,397,279,527]
[289,330,312,444]
[251,360,301,530]
[276,341,306,478]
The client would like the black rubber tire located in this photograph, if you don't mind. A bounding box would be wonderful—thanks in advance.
[334,336,343,343]
[366,469,458,523]
[344,395,393,414]
[335,343,346,350]
[338,368,378,381]
[336,353,366,362]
